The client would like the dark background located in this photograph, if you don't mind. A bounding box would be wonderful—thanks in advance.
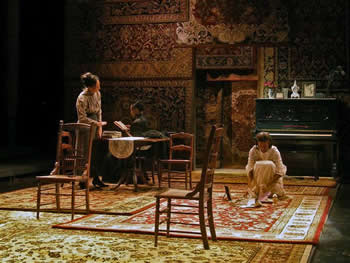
[4,1,65,157]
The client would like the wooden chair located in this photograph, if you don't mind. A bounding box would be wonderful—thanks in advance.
[36,120,96,220]
[158,132,194,189]
[154,125,224,249]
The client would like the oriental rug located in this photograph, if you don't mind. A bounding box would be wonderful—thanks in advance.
[221,184,330,196]
[0,183,330,214]
[176,0,288,45]
[0,210,312,263]
[97,0,189,25]
[195,170,337,188]
[54,192,331,244]
[67,47,193,79]
[195,46,255,69]
[0,185,158,215]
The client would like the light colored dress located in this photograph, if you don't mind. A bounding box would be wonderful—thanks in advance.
[76,89,102,125]
[75,89,102,170]
[246,145,287,199]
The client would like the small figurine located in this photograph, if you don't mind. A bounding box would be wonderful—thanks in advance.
[291,80,300,98]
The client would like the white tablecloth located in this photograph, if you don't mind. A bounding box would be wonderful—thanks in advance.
[108,137,145,159]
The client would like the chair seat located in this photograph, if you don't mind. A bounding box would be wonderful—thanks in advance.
[36,175,81,184]
[156,188,201,200]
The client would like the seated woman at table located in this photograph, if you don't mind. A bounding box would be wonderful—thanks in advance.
[117,101,166,139]
[129,101,149,137]
[246,131,287,207]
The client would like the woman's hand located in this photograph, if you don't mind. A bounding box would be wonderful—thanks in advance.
[97,121,107,138]
[97,121,107,127]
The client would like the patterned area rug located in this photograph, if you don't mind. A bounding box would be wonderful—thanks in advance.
[202,172,338,187]
[222,184,330,196]
[0,183,330,214]
[54,192,331,244]
[0,185,158,215]
[0,210,313,262]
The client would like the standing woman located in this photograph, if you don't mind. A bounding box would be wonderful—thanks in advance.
[76,72,107,188]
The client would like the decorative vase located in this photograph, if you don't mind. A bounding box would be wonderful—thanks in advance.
[282,88,289,99]
[268,88,275,99]
[290,80,300,99]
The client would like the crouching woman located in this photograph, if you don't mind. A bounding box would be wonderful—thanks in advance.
[246,132,287,206]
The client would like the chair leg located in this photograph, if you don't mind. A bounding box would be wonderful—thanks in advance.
[199,201,209,249]
[71,181,75,220]
[151,159,156,185]
[166,198,171,237]
[55,183,61,211]
[36,182,41,219]
[158,163,162,188]
[168,171,171,188]
[168,164,171,188]
[154,197,160,247]
[207,197,217,241]
[85,182,90,213]
[189,170,192,189]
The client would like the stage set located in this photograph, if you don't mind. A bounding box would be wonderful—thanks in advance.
[3,0,350,262]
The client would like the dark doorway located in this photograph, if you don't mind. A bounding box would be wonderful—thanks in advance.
[195,70,257,169]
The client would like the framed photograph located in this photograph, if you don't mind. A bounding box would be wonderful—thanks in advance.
[302,81,316,98]
[275,92,284,99]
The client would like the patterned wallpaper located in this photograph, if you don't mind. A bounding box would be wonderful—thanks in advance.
[176,0,289,45]
[64,0,349,168]
[69,80,193,133]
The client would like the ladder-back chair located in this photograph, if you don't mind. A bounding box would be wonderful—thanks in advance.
[36,120,96,220]
[154,125,224,249]
[158,132,194,189]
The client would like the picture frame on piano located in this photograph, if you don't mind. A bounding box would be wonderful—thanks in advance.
[302,81,316,98]
[275,92,284,99]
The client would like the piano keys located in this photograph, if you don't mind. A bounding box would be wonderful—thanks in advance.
[255,98,338,179]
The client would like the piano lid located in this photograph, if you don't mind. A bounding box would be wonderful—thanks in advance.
[255,98,338,133]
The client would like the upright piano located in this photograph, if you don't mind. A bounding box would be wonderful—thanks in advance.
[255,98,338,179]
